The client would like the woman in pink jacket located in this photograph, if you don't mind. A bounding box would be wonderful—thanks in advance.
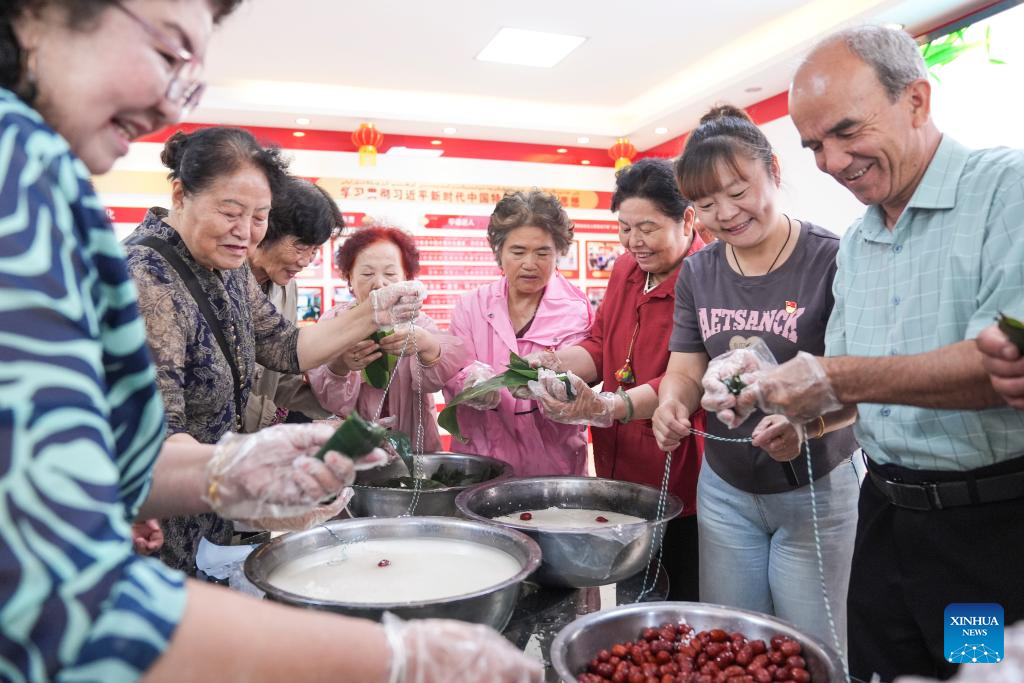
[444,191,594,476]
[308,227,467,451]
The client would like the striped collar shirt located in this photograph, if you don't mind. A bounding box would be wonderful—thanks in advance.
[825,135,1024,470]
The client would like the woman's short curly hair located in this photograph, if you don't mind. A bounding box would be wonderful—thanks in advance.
[487,190,574,263]
[335,226,420,281]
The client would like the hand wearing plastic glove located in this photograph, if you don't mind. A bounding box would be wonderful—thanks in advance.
[750,414,805,462]
[701,339,778,428]
[317,415,397,432]
[508,350,564,400]
[203,423,389,528]
[521,349,565,373]
[370,280,427,327]
[239,488,353,532]
[529,368,617,427]
[749,351,842,424]
[460,361,502,410]
[383,613,542,683]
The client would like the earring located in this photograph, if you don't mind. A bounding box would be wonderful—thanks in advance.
[20,49,39,102]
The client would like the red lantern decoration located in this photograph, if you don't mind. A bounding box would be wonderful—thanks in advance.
[351,123,384,166]
[608,137,637,171]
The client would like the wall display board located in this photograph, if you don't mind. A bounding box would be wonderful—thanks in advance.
[295,212,627,329]
[586,286,608,313]
[559,241,581,279]
[296,286,323,326]
[585,240,625,280]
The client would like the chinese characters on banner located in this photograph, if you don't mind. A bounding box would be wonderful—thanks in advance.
[283,201,621,328]
[329,180,610,210]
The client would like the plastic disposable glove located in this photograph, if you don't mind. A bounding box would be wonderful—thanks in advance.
[509,350,564,400]
[203,423,388,527]
[317,415,397,432]
[750,414,805,462]
[383,613,542,683]
[460,361,502,410]
[701,338,777,428]
[238,489,354,532]
[522,350,565,373]
[529,368,617,427]
[749,351,842,424]
[370,280,427,327]
[508,383,535,400]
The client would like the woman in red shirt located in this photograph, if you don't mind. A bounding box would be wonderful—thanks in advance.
[528,158,705,599]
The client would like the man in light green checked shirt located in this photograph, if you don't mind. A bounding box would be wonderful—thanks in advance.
[719,25,1024,683]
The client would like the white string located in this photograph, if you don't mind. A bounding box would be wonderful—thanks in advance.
[665,426,851,682]
[369,321,428,517]
[637,449,672,601]
[329,319,427,545]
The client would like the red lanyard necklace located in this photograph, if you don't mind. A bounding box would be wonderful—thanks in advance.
[614,272,654,385]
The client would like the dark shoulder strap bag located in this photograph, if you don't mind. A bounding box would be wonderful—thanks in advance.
[126,234,244,430]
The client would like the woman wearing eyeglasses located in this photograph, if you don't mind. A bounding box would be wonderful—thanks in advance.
[125,126,426,574]
[0,2,540,682]
[523,159,706,600]
[243,177,336,431]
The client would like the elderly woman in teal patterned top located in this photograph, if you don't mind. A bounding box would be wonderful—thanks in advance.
[0,1,541,682]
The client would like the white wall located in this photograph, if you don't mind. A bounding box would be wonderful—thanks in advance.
[762,116,867,236]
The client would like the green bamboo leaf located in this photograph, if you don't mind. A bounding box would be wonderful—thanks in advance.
[998,312,1024,353]
[314,412,388,461]
[439,352,579,442]
[362,329,396,389]
[438,374,529,442]
[508,352,533,370]
[383,429,414,473]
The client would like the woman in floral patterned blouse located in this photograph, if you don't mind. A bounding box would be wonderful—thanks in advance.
[125,126,424,573]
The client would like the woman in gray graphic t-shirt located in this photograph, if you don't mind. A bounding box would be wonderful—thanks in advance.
[652,105,861,656]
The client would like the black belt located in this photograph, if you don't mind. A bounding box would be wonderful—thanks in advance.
[866,456,1024,511]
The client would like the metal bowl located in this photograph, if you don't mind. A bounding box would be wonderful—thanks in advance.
[550,601,845,682]
[349,452,513,518]
[455,476,682,588]
[244,516,540,631]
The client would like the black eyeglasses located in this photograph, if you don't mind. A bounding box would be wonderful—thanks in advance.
[114,2,206,116]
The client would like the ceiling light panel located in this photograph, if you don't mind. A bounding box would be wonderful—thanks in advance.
[476,28,586,68]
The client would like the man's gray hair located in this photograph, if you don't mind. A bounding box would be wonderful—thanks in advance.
[819,25,927,101]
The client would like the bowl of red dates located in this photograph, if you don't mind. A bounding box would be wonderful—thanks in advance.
[456,476,682,588]
[550,601,844,682]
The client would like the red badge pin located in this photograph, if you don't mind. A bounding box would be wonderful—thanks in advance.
[785,300,797,314]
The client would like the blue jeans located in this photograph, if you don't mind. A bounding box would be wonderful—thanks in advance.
[696,456,860,656]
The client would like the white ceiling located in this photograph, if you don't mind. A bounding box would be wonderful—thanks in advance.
[190,0,993,151]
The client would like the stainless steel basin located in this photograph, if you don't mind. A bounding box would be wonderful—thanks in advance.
[349,452,513,518]
[456,476,682,588]
[244,516,540,630]
[550,601,845,682]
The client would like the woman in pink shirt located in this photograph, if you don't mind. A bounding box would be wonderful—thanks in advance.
[444,191,594,476]
[308,227,467,450]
